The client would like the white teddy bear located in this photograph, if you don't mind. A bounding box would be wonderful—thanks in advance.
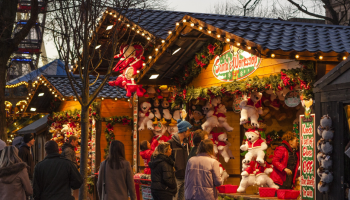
[237,160,257,193]
[239,92,263,128]
[138,102,155,131]
[219,163,230,185]
[255,162,279,189]
[201,101,219,133]
[216,104,234,132]
[212,132,235,163]
[240,129,267,164]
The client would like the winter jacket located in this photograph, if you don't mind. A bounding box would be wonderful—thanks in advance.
[168,133,190,179]
[97,159,136,200]
[33,153,83,200]
[187,146,198,161]
[140,149,154,174]
[270,140,300,186]
[18,143,34,180]
[149,154,177,196]
[185,153,222,200]
[61,143,78,167]
[0,162,33,200]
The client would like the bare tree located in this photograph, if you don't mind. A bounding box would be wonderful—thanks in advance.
[49,0,156,198]
[209,0,263,16]
[286,0,350,25]
[0,0,43,142]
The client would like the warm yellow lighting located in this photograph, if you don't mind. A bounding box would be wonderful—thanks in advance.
[168,31,172,34]
[142,63,146,67]
[237,42,241,46]
[295,54,300,59]
[182,19,186,23]
[176,22,180,26]
[247,46,251,50]
[74,98,77,101]
[319,55,323,60]
[52,91,55,94]
[155,48,158,51]
[162,40,165,43]
[271,53,275,58]
[142,33,145,36]
[217,35,220,38]
[147,37,150,40]
[127,24,130,27]
[62,98,65,101]
[191,23,194,27]
[101,97,104,100]
[49,89,52,91]
[343,56,347,60]
[226,38,230,42]
[115,98,118,101]
[137,30,140,33]
[137,70,140,73]
[149,56,152,59]
[208,30,211,34]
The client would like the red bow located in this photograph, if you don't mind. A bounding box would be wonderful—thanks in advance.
[298,78,310,90]
[195,55,206,68]
[208,44,216,55]
[107,123,114,132]
[281,71,290,86]
[122,118,131,125]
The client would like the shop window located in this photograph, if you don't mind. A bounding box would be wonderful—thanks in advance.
[13,85,28,96]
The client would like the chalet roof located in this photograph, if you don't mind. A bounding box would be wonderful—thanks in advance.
[17,115,49,135]
[123,9,350,53]
[44,75,128,99]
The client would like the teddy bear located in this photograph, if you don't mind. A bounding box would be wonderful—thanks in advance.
[150,97,161,119]
[201,101,220,133]
[138,102,155,131]
[239,91,263,127]
[144,86,156,98]
[161,98,172,120]
[265,147,274,164]
[219,163,230,185]
[216,104,234,132]
[190,105,205,131]
[212,132,234,163]
[211,96,221,107]
[237,160,257,193]
[159,85,170,98]
[113,43,145,74]
[255,161,279,189]
[240,129,267,164]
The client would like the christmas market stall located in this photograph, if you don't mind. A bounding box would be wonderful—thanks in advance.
[22,74,133,197]
[109,9,350,200]
[313,58,350,200]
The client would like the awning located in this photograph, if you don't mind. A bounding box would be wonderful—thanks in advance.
[17,115,49,135]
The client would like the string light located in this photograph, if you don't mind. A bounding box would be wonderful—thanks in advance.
[217,35,221,38]
[142,33,145,36]
[343,56,347,60]
[237,42,241,46]
[155,48,158,51]
[295,54,300,59]
[247,46,251,50]
[176,22,180,26]
[226,38,230,42]
[271,53,275,58]
[319,55,323,60]
[115,98,118,101]
[191,23,194,27]
[208,30,211,34]
[182,19,186,23]
[101,97,104,100]
[161,40,165,43]
[199,26,203,30]
[168,31,172,34]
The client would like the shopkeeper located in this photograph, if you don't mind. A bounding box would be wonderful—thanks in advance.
[270,131,300,189]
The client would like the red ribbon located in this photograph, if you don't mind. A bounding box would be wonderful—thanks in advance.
[208,44,216,55]
[195,55,206,68]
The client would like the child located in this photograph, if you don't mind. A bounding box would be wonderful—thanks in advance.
[187,129,209,161]
[140,140,154,174]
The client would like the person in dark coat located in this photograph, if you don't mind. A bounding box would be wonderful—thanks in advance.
[168,119,192,200]
[270,131,300,189]
[61,135,78,167]
[18,133,35,180]
[149,142,177,200]
[187,130,208,161]
[97,140,136,200]
[33,141,83,200]
[0,139,6,155]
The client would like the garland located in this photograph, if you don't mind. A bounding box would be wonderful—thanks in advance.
[87,176,95,194]
[171,61,315,107]
[92,112,132,158]
[174,39,225,87]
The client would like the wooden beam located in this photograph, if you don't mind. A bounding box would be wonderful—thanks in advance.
[137,79,176,86]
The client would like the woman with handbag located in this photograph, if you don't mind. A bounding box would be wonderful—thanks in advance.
[97,140,136,200]
[149,142,177,200]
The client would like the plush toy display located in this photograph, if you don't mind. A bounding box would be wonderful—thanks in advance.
[219,163,230,185]
[320,114,332,128]
[190,105,205,131]
[318,181,330,194]
[239,92,263,127]
[167,119,178,138]
[212,132,234,163]
[255,162,279,189]
[144,86,156,98]
[240,129,267,164]
[122,67,146,97]
[138,102,155,131]
[216,104,234,132]
[171,104,181,121]
[113,44,144,74]
[201,101,219,133]
[161,99,172,120]
[265,147,274,164]
[151,98,161,119]
[150,119,169,150]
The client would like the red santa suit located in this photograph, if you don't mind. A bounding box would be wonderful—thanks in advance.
[123,78,146,97]
[246,98,262,109]
[247,138,265,149]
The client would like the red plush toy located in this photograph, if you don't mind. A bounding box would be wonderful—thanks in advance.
[113,44,145,74]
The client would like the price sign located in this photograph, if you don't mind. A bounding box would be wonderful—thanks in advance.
[300,114,316,200]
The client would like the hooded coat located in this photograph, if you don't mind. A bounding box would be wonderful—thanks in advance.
[61,143,77,167]
[0,162,33,200]
[33,153,83,200]
[149,154,177,196]
[168,133,189,179]
[18,143,34,180]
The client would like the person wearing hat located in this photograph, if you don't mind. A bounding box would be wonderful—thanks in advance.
[18,133,35,180]
[0,139,6,156]
[33,141,83,200]
[168,119,192,200]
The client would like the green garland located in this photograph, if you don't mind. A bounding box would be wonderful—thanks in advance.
[172,61,315,107]
[92,112,133,158]
[173,39,225,87]
[87,176,95,194]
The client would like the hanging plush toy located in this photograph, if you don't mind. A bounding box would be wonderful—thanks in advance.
[122,67,146,97]
[190,105,204,131]
[240,129,267,164]
[212,132,235,163]
[171,104,181,121]
[161,98,172,120]
[216,104,234,132]
[239,91,263,127]
[113,44,145,74]
[151,97,161,119]
[201,100,219,133]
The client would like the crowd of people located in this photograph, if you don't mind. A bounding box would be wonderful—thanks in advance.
[0,133,82,200]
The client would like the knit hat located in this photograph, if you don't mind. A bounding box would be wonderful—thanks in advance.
[177,119,192,133]
[45,140,59,154]
[23,133,34,143]
[0,139,6,151]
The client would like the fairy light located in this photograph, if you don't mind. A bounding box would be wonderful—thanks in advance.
[182,19,186,23]
[271,53,275,58]
[199,26,203,30]
[343,56,347,60]
[176,22,180,26]
[168,31,172,34]
[155,48,159,51]
[237,42,241,46]
[217,34,221,38]
[295,54,300,59]
[319,55,323,60]
[226,38,230,42]
[191,23,194,27]
[247,46,251,50]
[161,40,165,43]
